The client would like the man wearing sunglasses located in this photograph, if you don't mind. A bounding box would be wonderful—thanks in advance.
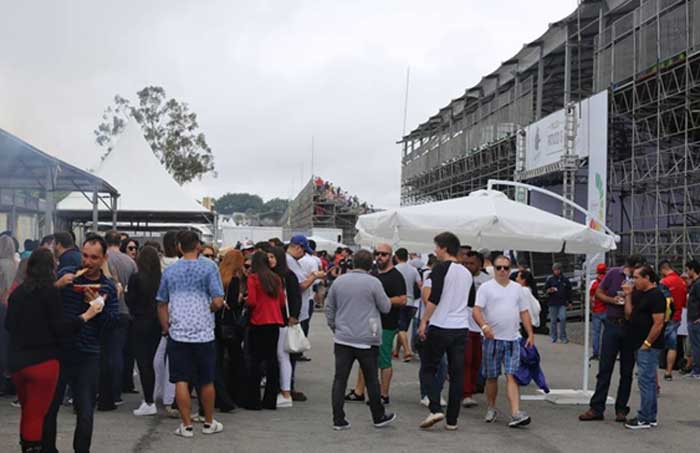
[345,244,406,405]
[417,232,471,431]
[473,255,534,428]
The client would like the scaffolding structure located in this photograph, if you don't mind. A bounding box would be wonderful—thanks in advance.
[281,177,374,245]
[400,0,700,267]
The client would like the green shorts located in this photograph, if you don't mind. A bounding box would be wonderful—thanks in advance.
[379,329,397,369]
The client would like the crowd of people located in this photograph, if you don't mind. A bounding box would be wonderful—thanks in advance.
[0,226,699,451]
[313,177,373,214]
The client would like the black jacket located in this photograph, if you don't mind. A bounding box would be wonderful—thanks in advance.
[5,283,84,372]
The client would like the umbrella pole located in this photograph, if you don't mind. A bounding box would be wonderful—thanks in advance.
[583,261,591,392]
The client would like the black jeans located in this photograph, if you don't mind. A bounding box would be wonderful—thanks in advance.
[98,315,130,407]
[131,318,161,404]
[218,331,247,406]
[332,344,385,425]
[589,319,635,415]
[247,325,280,409]
[122,319,136,392]
[420,326,468,425]
[43,355,100,453]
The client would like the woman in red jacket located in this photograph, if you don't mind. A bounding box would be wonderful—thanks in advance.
[246,250,285,410]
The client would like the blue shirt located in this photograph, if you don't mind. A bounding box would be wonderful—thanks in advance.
[156,257,224,343]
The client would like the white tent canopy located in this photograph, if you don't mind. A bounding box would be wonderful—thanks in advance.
[355,190,616,254]
[307,236,346,252]
[57,121,211,223]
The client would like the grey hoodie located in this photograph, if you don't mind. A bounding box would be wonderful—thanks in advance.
[325,269,391,346]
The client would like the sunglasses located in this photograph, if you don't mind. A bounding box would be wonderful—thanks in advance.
[127,246,137,251]
[495,265,510,271]
[374,251,391,257]
[244,264,251,269]
[203,254,215,259]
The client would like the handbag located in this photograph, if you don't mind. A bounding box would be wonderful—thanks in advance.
[284,295,311,353]
[216,309,237,341]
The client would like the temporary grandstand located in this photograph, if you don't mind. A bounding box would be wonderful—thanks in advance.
[400,0,700,268]
[281,176,374,245]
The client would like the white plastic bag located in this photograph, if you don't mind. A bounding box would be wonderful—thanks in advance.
[284,296,311,353]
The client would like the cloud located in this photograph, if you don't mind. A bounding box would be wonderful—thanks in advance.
[0,0,576,208]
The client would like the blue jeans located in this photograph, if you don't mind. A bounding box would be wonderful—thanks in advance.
[635,348,661,423]
[549,305,568,342]
[591,312,606,356]
[688,320,700,375]
[43,355,100,453]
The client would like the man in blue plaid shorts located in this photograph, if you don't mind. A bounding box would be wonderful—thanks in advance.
[473,255,535,427]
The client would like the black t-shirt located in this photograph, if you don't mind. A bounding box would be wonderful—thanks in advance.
[628,287,666,350]
[374,267,407,330]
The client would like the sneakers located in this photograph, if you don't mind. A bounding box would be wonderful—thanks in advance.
[202,420,224,435]
[419,412,445,429]
[277,394,293,408]
[374,412,397,428]
[174,424,194,438]
[462,397,478,408]
[625,418,652,430]
[114,399,124,406]
[133,401,157,416]
[445,424,458,431]
[508,411,531,427]
[344,390,365,402]
[420,396,446,407]
[333,420,351,431]
[484,407,499,423]
[578,409,604,421]
[291,391,308,402]
[165,406,180,418]
[11,400,21,408]
[589,355,599,361]
[663,373,673,381]
[687,373,700,379]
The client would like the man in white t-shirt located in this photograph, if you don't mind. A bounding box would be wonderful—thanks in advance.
[394,248,422,362]
[473,255,535,428]
[459,249,492,408]
[286,235,325,399]
[417,232,472,431]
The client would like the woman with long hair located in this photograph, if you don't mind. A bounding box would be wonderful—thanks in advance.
[216,249,246,409]
[125,245,163,416]
[270,246,301,408]
[5,248,100,452]
[245,251,285,409]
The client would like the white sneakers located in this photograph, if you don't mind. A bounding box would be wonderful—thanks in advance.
[419,396,447,407]
[277,394,293,408]
[174,420,224,438]
[462,397,478,408]
[133,402,158,417]
[202,420,224,435]
[419,412,445,429]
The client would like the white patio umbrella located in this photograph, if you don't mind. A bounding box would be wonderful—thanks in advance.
[355,189,616,254]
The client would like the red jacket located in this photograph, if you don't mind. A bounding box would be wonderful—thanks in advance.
[661,271,688,322]
[247,273,285,326]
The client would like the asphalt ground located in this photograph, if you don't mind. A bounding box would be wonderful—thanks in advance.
[1,315,698,452]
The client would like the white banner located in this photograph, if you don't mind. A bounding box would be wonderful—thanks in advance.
[525,91,608,172]
[586,91,608,233]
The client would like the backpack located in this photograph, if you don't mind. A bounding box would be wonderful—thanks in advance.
[657,283,675,323]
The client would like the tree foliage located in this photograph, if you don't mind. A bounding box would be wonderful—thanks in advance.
[215,193,264,215]
[95,86,215,184]
[262,198,289,214]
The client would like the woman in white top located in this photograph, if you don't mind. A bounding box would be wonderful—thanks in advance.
[515,270,541,329]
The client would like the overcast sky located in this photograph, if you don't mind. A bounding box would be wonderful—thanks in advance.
[0,0,576,208]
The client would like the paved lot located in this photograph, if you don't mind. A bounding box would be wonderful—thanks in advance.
[1,316,698,452]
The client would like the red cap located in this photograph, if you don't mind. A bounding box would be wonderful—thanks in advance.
[596,263,607,274]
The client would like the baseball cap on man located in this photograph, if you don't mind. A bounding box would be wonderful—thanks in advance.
[290,235,313,254]
[596,263,608,274]
[240,240,255,251]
